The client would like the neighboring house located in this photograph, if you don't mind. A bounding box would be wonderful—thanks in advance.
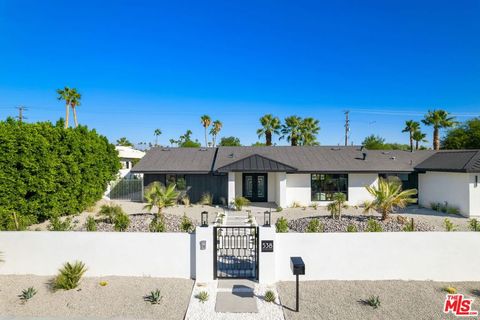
[131,146,480,217]
[115,146,146,178]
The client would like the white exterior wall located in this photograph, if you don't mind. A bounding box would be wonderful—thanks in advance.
[0,232,193,278]
[276,172,287,208]
[286,173,311,207]
[228,172,236,204]
[276,232,480,281]
[267,172,276,202]
[234,172,243,197]
[347,173,378,206]
[469,173,480,217]
[418,171,470,217]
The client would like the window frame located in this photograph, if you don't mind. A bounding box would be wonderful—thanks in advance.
[311,173,349,202]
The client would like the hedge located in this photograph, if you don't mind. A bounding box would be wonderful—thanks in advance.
[0,118,120,230]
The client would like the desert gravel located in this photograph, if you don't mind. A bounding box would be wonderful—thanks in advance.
[278,280,480,320]
[0,275,193,319]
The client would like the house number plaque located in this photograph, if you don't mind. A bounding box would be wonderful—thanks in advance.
[261,240,274,252]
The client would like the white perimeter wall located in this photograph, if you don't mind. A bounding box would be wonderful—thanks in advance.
[418,171,470,216]
[0,232,194,278]
[276,232,480,282]
[469,173,480,217]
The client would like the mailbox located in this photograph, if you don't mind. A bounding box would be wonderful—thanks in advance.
[290,256,305,275]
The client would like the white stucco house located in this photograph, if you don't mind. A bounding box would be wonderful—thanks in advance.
[115,146,145,178]
[131,146,480,217]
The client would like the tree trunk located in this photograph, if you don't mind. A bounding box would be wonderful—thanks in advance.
[213,135,216,147]
[204,128,208,147]
[72,107,78,127]
[433,127,440,150]
[291,136,297,146]
[409,133,414,152]
[65,104,69,128]
[266,131,272,146]
[415,140,419,150]
[381,210,388,220]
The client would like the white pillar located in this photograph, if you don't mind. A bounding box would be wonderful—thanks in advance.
[195,226,214,282]
[277,172,287,208]
[258,226,276,284]
[228,172,235,205]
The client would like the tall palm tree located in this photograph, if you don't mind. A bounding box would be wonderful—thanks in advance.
[210,120,222,147]
[299,117,320,146]
[257,114,281,146]
[402,120,420,152]
[69,88,81,128]
[412,130,428,150]
[56,87,72,128]
[200,115,211,147]
[154,128,162,146]
[422,110,456,150]
[281,116,302,146]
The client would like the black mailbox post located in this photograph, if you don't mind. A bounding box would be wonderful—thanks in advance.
[290,256,305,312]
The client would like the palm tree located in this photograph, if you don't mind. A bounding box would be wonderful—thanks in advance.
[299,117,320,145]
[402,120,420,152]
[143,182,179,221]
[412,130,428,150]
[257,114,281,146]
[154,128,162,146]
[169,138,176,147]
[69,88,81,127]
[116,137,133,146]
[327,192,348,219]
[56,87,72,128]
[281,116,302,146]
[210,120,222,147]
[422,110,456,150]
[365,178,417,220]
[200,115,211,147]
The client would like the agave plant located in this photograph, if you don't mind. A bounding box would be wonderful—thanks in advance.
[144,289,163,304]
[19,287,37,303]
[365,178,417,220]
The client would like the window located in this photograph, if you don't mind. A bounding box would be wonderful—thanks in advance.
[166,174,186,190]
[311,174,348,201]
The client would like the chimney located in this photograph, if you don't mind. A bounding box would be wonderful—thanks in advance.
[362,152,367,160]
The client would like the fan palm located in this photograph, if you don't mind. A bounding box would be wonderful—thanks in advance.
[143,182,179,220]
[327,192,348,219]
[210,120,222,147]
[257,114,281,146]
[412,130,427,150]
[299,117,320,146]
[365,178,417,220]
[56,87,72,128]
[200,115,211,147]
[422,110,456,150]
[69,88,81,128]
[154,128,162,146]
[281,116,302,146]
[402,120,420,152]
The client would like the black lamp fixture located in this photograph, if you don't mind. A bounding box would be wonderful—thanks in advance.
[264,210,271,227]
[201,211,208,227]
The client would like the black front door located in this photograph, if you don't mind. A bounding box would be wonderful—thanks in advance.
[243,173,267,202]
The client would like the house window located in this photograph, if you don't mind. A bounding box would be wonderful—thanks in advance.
[166,174,186,190]
[311,174,348,201]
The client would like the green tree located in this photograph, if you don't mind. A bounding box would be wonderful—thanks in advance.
[116,137,133,146]
[442,118,480,149]
[200,115,211,147]
[257,114,281,146]
[281,116,302,146]
[219,136,241,146]
[154,128,162,146]
[251,142,267,146]
[210,120,222,147]
[402,120,420,152]
[362,135,386,149]
[412,130,428,150]
[173,130,201,148]
[143,182,179,220]
[299,117,320,146]
[422,109,457,150]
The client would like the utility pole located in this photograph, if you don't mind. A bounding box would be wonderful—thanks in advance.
[344,110,350,146]
[16,106,27,123]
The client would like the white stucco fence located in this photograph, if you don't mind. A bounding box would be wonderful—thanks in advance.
[0,232,195,278]
[275,232,480,282]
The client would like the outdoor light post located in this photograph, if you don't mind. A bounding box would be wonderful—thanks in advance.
[201,211,208,227]
[264,210,271,227]
[290,256,305,312]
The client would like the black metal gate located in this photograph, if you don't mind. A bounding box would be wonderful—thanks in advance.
[214,226,259,280]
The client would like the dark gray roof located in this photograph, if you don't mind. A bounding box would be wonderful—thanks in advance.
[214,146,435,173]
[131,147,216,173]
[415,150,480,173]
[216,154,298,172]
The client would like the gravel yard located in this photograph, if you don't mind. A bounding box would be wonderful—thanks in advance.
[0,275,193,320]
[278,280,480,320]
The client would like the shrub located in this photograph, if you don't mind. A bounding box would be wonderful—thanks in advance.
[53,261,87,290]
[403,218,415,232]
[85,216,97,231]
[176,178,187,191]
[196,291,209,303]
[346,224,357,232]
[18,287,37,303]
[113,212,130,231]
[364,295,381,309]
[144,289,163,304]
[181,195,190,207]
[443,286,457,294]
[447,207,460,215]
[99,204,123,223]
[469,219,480,231]
[180,214,194,233]
[264,290,276,303]
[440,203,448,213]
[0,119,120,230]
[233,196,250,211]
[149,216,166,232]
[311,203,318,210]
[444,218,457,232]
[306,218,324,233]
[99,281,108,287]
[275,217,289,233]
[48,216,73,231]
[199,193,213,205]
[365,219,383,232]
[276,207,283,212]
[431,202,441,211]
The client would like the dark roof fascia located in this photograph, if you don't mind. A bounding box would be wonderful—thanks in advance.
[415,168,469,173]
[293,170,415,174]
[216,154,298,173]
[132,170,212,174]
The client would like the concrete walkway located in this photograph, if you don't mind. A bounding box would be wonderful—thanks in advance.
[215,280,258,313]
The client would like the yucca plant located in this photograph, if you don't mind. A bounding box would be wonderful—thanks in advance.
[365,178,417,220]
[196,291,209,303]
[275,217,289,233]
[144,289,163,304]
[113,212,130,231]
[53,261,87,290]
[19,287,37,303]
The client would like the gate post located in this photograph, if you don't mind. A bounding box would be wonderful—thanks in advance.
[258,226,276,284]
[195,226,214,282]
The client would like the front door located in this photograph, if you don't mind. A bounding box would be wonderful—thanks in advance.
[243,173,267,202]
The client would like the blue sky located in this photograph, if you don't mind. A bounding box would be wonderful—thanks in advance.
[0,0,479,147]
